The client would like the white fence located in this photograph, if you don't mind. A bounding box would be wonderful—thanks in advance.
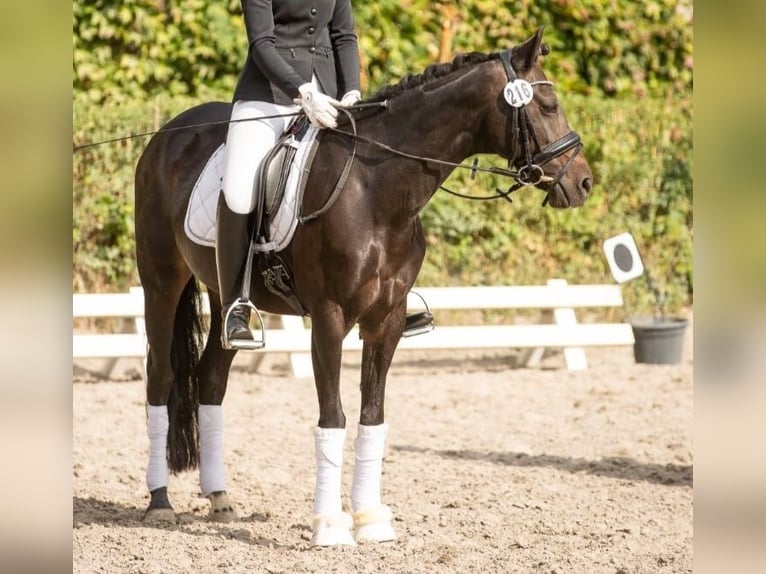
[73,280,634,378]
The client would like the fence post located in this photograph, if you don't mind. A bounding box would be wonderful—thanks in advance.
[438,5,459,63]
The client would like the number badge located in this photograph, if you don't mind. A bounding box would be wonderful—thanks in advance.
[503,79,534,108]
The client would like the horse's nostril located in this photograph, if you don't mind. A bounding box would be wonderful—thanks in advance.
[581,177,592,193]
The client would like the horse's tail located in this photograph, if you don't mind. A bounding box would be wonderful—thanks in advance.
[167,278,204,473]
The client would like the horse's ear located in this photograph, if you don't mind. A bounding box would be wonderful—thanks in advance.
[512,26,545,72]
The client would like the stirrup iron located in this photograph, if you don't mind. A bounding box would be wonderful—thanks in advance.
[403,290,435,338]
[221,299,266,350]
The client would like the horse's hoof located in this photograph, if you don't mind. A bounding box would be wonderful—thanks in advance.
[353,505,396,543]
[143,507,177,525]
[208,491,238,523]
[144,487,176,525]
[310,511,356,547]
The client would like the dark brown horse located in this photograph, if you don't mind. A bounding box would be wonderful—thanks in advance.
[134,28,592,544]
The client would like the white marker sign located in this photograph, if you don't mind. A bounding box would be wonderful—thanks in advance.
[603,232,645,283]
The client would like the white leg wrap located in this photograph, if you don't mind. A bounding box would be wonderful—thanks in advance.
[199,404,226,496]
[310,426,355,546]
[351,423,388,512]
[146,405,169,492]
[312,426,346,515]
[351,423,396,543]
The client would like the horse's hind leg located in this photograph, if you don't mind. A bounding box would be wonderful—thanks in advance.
[141,261,194,524]
[196,290,239,523]
[351,301,406,543]
[141,257,238,524]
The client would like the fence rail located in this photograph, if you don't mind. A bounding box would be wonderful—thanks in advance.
[73,280,633,377]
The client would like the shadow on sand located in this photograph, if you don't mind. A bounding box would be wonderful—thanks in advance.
[72,496,298,549]
[392,444,692,486]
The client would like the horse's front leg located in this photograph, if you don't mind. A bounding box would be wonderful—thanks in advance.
[308,304,355,546]
[352,300,406,543]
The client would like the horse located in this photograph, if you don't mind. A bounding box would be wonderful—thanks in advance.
[133,28,593,546]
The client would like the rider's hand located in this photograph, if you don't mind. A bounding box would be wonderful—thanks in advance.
[295,83,340,129]
[338,90,361,108]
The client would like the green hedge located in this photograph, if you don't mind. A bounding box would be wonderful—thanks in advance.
[73,0,692,102]
[73,92,692,314]
[356,0,693,98]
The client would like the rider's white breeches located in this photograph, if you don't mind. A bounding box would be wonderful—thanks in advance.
[222,99,299,214]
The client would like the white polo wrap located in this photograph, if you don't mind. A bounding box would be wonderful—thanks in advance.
[351,423,389,512]
[199,404,226,496]
[312,426,346,516]
[146,405,169,492]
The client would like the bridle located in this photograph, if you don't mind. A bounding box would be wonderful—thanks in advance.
[495,49,583,206]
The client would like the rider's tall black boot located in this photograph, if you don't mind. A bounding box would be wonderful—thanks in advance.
[215,194,254,345]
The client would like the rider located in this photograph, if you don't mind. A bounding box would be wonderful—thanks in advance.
[217,0,361,344]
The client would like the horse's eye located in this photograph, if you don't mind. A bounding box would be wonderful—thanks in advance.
[540,100,559,114]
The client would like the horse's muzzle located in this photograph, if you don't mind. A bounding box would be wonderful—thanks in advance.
[545,166,593,208]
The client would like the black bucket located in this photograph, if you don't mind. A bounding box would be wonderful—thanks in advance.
[630,316,688,365]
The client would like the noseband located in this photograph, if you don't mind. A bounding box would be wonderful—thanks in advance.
[498,50,582,205]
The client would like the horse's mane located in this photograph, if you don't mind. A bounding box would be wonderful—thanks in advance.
[371,51,498,101]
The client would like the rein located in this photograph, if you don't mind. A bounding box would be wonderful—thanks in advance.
[328,124,524,181]
[75,52,582,209]
[298,109,358,224]
[325,49,583,207]
[305,106,533,222]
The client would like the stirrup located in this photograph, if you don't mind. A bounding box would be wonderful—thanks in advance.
[402,291,435,337]
[221,299,266,350]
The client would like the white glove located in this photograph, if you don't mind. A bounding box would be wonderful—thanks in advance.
[295,83,340,129]
[338,90,361,107]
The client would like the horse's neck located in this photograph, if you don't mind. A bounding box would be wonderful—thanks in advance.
[372,68,493,216]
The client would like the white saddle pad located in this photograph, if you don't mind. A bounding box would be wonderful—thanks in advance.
[184,125,319,251]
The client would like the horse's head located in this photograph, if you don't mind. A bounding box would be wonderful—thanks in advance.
[487,28,593,208]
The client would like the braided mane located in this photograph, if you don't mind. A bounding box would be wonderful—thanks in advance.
[372,51,498,100]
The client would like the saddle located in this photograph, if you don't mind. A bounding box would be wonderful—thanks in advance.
[257,118,313,229]
[248,116,320,316]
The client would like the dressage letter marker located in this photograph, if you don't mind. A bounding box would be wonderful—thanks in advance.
[603,232,644,283]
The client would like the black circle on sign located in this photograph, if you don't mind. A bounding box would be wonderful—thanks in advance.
[614,243,634,272]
